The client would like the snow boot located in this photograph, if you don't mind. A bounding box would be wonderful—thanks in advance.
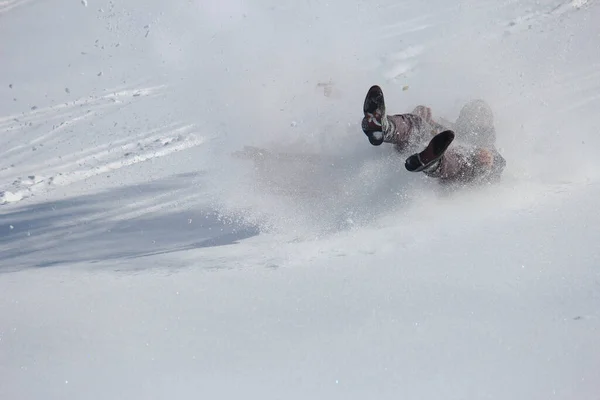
[405,130,455,172]
[362,85,391,146]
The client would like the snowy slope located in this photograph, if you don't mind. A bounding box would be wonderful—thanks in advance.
[1,0,600,399]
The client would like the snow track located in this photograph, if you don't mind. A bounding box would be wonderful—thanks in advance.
[0,84,205,205]
[0,0,33,14]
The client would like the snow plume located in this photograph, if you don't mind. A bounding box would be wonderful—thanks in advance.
[177,0,600,238]
[410,0,600,184]
[192,0,414,237]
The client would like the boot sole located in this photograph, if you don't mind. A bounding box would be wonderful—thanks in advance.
[405,130,455,172]
[363,85,385,116]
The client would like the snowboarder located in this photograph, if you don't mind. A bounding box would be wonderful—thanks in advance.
[361,85,506,185]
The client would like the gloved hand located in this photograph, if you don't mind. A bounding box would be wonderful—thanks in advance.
[475,149,494,168]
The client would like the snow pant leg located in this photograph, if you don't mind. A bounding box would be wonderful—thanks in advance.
[424,146,506,183]
[423,147,477,182]
[385,114,436,152]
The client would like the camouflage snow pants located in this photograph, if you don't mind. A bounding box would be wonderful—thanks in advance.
[384,111,506,184]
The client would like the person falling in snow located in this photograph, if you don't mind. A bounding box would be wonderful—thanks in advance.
[361,85,506,185]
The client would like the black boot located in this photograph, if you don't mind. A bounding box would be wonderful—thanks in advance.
[405,130,455,172]
[361,85,390,146]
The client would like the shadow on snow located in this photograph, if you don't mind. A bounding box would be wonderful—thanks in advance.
[0,173,260,272]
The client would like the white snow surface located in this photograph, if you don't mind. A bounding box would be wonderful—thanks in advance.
[1,0,600,399]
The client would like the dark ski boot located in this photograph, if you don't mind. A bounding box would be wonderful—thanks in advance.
[405,130,455,172]
[361,85,389,146]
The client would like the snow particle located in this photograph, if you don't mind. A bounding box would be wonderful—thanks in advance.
[81,0,87,6]
[1,190,23,205]
[65,88,70,94]
[9,84,13,89]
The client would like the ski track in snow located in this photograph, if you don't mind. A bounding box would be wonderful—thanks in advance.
[503,0,594,34]
[0,84,205,205]
[0,84,166,131]
[0,127,204,205]
[379,16,433,39]
[381,45,425,82]
[373,0,590,84]
[0,0,33,14]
